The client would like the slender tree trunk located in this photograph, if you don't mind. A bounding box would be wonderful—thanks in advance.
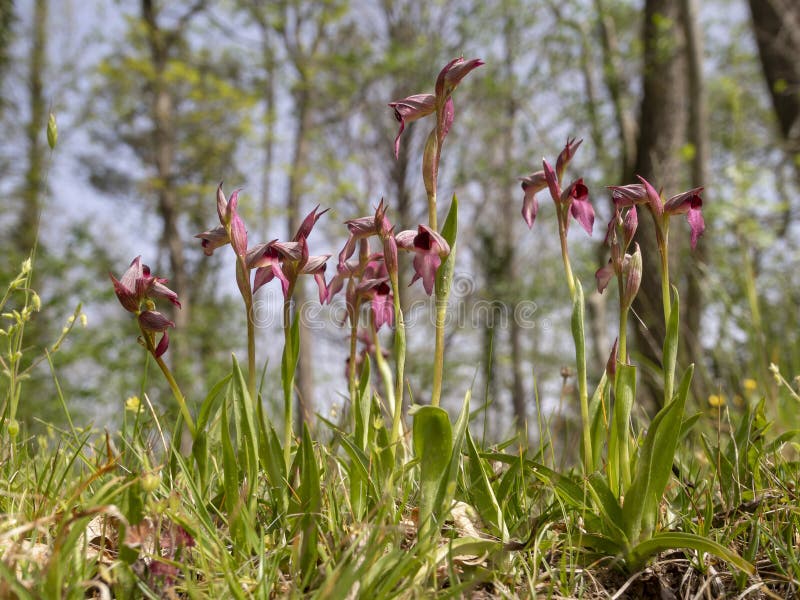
[748,0,800,187]
[629,0,688,412]
[17,0,47,255]
[142,0,190,369]
[680,0,711,402]
[287,85,314,431]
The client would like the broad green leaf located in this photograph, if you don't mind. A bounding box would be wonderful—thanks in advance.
[588,371,609,472]
[628,531,754,574]
[624,365,694,543]
[610,363,636,497]
[412,405,452,533]
[587,473,627,546]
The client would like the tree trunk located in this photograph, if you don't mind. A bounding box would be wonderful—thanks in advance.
[142,0,190,371]
[17,0,47,256]
[748,0,800,187]
[288,85,315,431]
[680,0,712,403]
[629,0,688,411]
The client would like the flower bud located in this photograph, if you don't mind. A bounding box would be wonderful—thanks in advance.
[622,244,642,310]
[422,129,437,200]
[623,206,638,248]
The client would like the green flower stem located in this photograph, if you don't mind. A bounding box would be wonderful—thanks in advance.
[282,290,294,469]
[389,271,406,451]
[237,257,257,402]
[348,305,360,427]
[151,344,195,439]
[431,296,448,408]
[658,223,674,404]
[370,315,395,413]
[559,213,577,300]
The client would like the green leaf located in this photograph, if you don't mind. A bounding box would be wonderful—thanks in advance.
[434,390,470,520]
[629,531,754,574]
[435,195,458,299]
[412,405,453,533]
[588,373,610,472]
[298,425,321,587]
[440,194,458,247]
[624,365,694,543]
[196,373,231,432]
[465,428,508,541]
[587,473,627,546]
[662,286,680,404]
[609,363,636,497]
[354,355,371,452]
[231,355,259,504]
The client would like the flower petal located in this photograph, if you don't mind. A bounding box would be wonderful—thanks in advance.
[595,260,615,294]
[412,252,441,295]
[555,137,583,181]
[542,159,561,205]
[388,93,436,158]
[195,225,230,256]
[687,206,705,249]
[295,205,329,241]
[138,310,175,333]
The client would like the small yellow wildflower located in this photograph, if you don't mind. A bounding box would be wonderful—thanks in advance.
[743,378,757,392]
[125,395,143,413]
[80,313,88,327]
[708,394,726,407]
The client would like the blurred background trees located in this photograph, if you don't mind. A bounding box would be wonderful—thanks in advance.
[2,0,798,444]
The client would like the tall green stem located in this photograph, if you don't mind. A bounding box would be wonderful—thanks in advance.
[389,271,406,450]
[282,290,294,469]
[237,257,257,402]
[658,224,674,403]
[153,350,195,438]
[559,212,577,300]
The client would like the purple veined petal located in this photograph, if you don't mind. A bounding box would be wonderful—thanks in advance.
[110,273,139,313]
[519,171,547,229]
[154,331,170,357]
[565,180,593,235]
[295,205,329,241]
[436,56,484,98]
[414,224,450,256]
[148,279,181,309]
[388,94,436,159]
[252,265,275,294]
[121,256,143,295]
[230,211,248,256]
[609,183,647,208]
[371,282,394,329]
[439,96,455,141]
[412,251,442,295]
[687,206,705,249]
[570,198,595,235]
[345,215,379,237]
[313,271,328,304]
[394,229,417,250]
[595,260,616,294]
[338,234,358,268]
[216,182,227,226]
[138,310,175,333]
[542,159,561,205]
[521,193,539,229]
[195,225,230,256]
[604,209,621,247]
[555,137,583,182]
[636,175,663,215]
[623,206,638,247]
[302,254,330,275]
[663,186,703,214]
